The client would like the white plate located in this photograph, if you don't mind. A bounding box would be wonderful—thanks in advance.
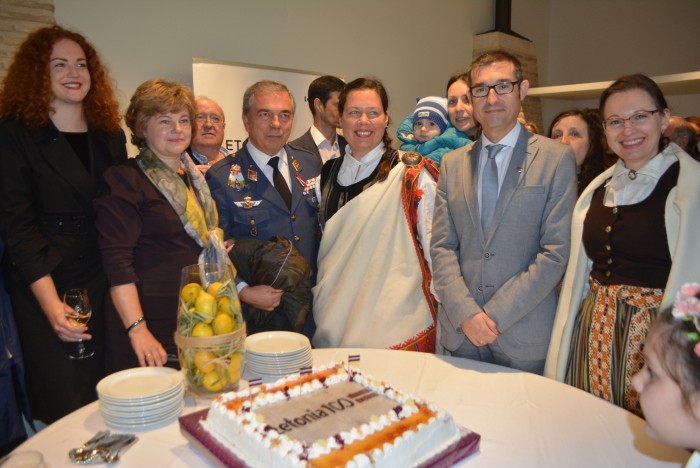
[246,348,311,360]
[246,346,309,357]
[100,389,184,416]
[247,359,313,373]
[247,354,311,364]
[244,332,309,356]
[247,356,313,367]
[101,399,183,420]
[248,359,314,377]
[103,402,184,429]
[98,382,184,406]
[97,367,183,400]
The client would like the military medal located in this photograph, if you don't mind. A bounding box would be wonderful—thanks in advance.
[233,197,261,209]
[248,169,258,182]
[296,174,319,196]
[228,164,246,190]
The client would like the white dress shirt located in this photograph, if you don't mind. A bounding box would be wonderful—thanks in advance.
[246,141,291,190]
[603,150,677,207]
[337,142,385,186]
[310,125,341,164]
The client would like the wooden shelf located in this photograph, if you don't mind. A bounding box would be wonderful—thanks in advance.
[527,71,700,100]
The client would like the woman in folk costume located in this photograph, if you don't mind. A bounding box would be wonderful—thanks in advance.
[95,79,232,373]
[545,74,700,415]
[312,77,439,352]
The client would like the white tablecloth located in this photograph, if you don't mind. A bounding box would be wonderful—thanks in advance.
[12,348,690,467]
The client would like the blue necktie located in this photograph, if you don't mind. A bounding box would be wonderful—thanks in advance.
[481,144,504,236]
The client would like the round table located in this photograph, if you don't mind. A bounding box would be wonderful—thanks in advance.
[12,348,690,467]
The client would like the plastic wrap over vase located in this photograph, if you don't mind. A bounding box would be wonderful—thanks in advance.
[175,263,246,394]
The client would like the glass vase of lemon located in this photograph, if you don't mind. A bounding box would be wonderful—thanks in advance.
[175,263,246,394]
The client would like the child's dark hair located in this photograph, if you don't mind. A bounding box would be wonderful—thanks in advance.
[646,297,700,412]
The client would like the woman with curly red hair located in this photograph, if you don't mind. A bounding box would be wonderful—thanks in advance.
[0,25,126,425]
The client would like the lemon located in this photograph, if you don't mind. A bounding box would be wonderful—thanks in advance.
[207,281,223,297]
[217,296,232,316]
[201,371,226,392]
[195,291,217,323]
[194,351,216,373]
[180,283,202,304]
[212,313,235,335]
[192,323,214,337]
[227,352,243,382]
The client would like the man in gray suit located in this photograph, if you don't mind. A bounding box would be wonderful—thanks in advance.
[430,51,576,374]
[290,75,346,164]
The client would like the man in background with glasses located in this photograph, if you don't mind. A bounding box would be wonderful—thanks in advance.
[431,50,577,374]
[188,96,230,174]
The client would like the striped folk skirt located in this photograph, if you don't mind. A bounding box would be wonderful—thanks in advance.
[565,280,662,416]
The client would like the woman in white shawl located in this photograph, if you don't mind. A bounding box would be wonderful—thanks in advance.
[312,78,439,352]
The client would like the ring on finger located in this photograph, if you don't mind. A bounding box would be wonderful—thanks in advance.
[146,352,152,357]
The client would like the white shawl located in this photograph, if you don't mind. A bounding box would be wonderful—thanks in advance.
[312,162,433,349]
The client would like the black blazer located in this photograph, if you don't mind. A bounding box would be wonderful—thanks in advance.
[0,117,127,287]
[289,128,347,164]
[0,116,127,423]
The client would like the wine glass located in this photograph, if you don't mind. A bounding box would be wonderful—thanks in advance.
[64,288,94,359]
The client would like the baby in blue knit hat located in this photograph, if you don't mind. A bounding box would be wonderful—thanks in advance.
[412,96,449,142]
[398,96,471,165]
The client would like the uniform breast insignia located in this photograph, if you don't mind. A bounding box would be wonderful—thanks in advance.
[247,169,258,182]
[401,151,422,166]
[292,159,302,172]
[228,164,246,190]
[233,196,261,209]
[295,174,319,196]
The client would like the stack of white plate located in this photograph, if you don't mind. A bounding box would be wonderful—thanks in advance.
[245,331,313,379]
[97,367,185,429]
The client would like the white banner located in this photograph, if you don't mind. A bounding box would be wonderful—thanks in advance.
[193,58,330,153]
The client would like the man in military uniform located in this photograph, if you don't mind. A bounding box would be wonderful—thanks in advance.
[206,81,321,324]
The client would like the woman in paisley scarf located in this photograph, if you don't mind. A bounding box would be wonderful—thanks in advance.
[95,79,229,373]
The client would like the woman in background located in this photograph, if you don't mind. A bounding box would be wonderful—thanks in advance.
[95,79,226,373]
[549,108,608,194]
[545,74,700,415]
[0,26,126,424]
[445,73,480,141]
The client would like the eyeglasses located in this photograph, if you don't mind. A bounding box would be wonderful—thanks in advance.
[470,81,521,98]
[602,110,660,131]
[195,114,224,125]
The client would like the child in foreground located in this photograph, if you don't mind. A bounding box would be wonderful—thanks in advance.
[632,283,700,467]
[397,96,471,165]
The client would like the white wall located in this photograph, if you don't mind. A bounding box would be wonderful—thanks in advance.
[55,0,700,143]
[534,0,700,130]
[55,0,493,153]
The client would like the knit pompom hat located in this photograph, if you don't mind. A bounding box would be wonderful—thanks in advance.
[413,96,449,133]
